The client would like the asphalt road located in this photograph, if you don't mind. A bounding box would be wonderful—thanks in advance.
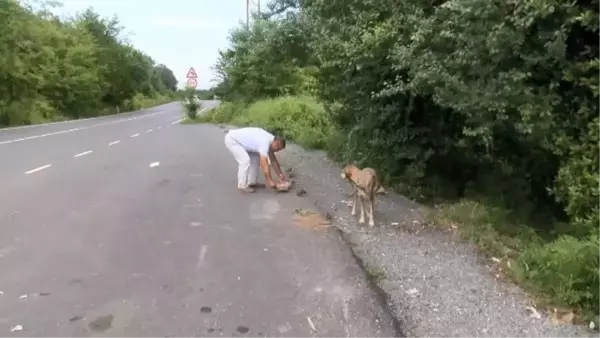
[0,102,397,337]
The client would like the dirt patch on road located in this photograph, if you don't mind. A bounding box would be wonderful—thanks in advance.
[293,208,331,232]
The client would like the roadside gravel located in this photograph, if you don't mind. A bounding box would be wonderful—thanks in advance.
[278,143,594,338]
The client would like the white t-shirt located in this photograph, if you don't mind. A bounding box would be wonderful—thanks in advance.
[228,127,275,157]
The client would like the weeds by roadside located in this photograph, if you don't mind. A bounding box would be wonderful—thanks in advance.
[422,197,599,324]
[183,96,339,151]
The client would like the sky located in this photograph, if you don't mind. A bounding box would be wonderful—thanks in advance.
[49,0,257,90]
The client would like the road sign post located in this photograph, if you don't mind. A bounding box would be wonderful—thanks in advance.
[186,67,198,79]
[185,67,198,89]
[186,78,198,89]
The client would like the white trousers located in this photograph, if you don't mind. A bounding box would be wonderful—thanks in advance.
[224,132,260,188]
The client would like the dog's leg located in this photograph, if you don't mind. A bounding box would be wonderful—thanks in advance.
[351,187,357,216]
[368,196,375,227]
[358,196,365,224]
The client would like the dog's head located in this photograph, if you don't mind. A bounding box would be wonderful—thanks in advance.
[340,164,359,180]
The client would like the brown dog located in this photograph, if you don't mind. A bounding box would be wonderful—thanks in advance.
[340,164,383,227]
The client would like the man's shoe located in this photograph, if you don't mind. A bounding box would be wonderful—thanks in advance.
[238,186,255,193]
[248,183,265,188]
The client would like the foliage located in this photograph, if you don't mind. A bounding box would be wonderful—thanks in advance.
[516,230,599,314]
[212,11,317,102]
[181,87,201,119]
[235,96,333,149]
[0,0,177,127]
[196,101,247,124]
[208,0,600,317]
[193,96,334,150]
[184,102,199,120]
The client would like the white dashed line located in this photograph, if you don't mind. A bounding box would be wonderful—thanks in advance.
[196,245,208,268]
[157,126,162,130]
[149,162,160,168]
[0,103,173,131]
[73,150,93,158]
[2,127,81,146]
[25,164,52,175]
[131,133,140,138]
[171,118,184,125]
[109,140,120,146]
[0,111,168,146]
[145,129,153,133]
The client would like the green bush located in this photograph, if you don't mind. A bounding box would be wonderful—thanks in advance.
[516,232,599,317]
[191,101,245,123]
[184,101,200,120]
[130,93,173,111]
[208,0,599,318]
[0,97,58,126]
[196,96,336,150]
[232,96,335,149]
[212,101,247,123]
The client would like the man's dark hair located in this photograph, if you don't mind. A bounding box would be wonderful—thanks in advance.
[274,135,286,149]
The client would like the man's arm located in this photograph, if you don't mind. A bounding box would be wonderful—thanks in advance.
[259,155,276,188]
[269,151,286,182]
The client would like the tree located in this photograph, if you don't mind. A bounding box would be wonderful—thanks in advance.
[0,0,178,126]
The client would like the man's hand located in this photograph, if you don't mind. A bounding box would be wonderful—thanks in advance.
[278,172,286,183]
[269,152,286,182]
[260,155,277,188]
[266,178,277,189]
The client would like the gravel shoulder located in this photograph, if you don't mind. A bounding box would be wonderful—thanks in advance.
[278,143,594,338]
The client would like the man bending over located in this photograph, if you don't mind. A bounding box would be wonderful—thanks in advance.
[224,127,287,193]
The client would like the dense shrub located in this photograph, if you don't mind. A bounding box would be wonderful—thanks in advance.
[197,96,335,150]
[517,231,599,315]
[233,96,334,149]
[208,0,599,318]
[211,101,248,123]
[184,101,200,120]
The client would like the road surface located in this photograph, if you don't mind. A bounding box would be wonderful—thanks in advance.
[0,102,398,337]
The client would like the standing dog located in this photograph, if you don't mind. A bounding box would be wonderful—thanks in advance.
[340,164,383,227]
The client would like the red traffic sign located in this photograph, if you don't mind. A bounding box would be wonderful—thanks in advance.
[186,78,198,88]
[186,67,198,79]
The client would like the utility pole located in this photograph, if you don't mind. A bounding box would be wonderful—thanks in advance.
[246,0,260,28]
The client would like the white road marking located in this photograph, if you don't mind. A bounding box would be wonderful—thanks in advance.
[109,140,120,146]
[0,103,175,131]
[171,118,184,125]
[157,126,162,130]
[183,199,203,209]
[131,133,140,138]
[25,164,52,175]
[307,316,317,331]
[73,150,93,158]
[0,111,168,146]
[0,246,15,259]
[196,245,208,268]
[149,162,160,168]
[145,129,153,133]
[190,222,202,227]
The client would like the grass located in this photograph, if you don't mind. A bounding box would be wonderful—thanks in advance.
[182,96,339,150]
[424,197,599,323]
[182,95,600,325]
